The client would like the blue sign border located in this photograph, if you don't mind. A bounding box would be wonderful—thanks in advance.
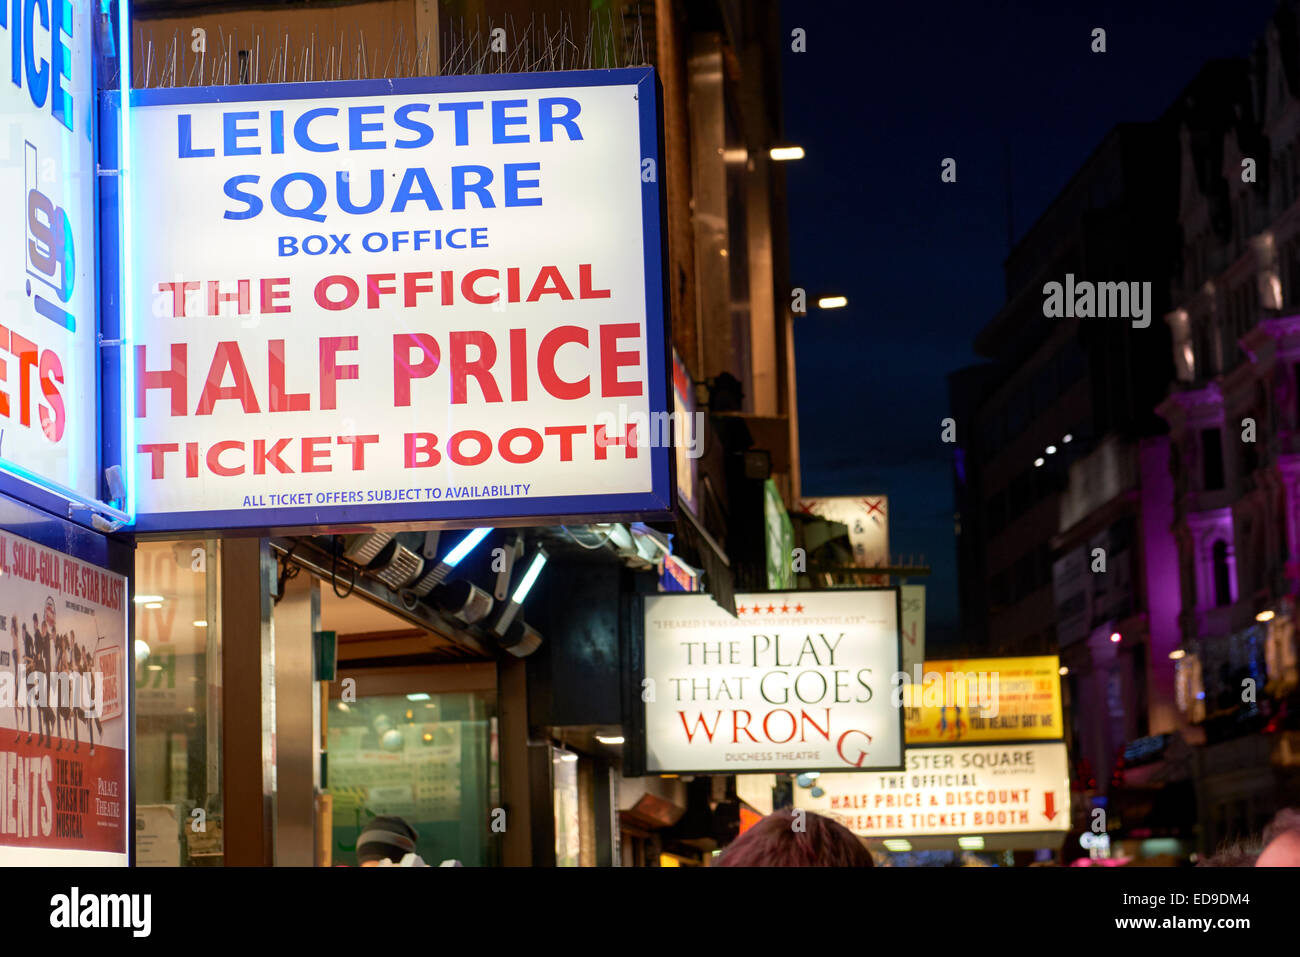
[112,68,673,534]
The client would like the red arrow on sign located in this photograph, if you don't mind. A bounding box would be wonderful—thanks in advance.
[1043,792,1058,821]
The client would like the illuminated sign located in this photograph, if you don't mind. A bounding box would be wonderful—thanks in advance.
[125,70,669,531]
[902,656,1064,744]
[642,590,904,773]
[0,0,101,509]
[793,742,1070,839]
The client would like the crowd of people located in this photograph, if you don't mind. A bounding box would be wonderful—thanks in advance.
[7,610,104,754]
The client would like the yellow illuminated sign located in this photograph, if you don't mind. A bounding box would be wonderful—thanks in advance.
[902,656,1063,744]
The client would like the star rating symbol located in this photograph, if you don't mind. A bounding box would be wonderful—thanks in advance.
[766,604,776,614]
[738,605,747,615]
[780,603,790,614]
[795,603,805,613]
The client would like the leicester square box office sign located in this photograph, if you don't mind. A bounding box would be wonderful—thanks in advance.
[119,69,671,531]
[640,590,905,774]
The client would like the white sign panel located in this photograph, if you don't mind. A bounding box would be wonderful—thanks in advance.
[793,742,1070,838]
[801,496,889,582]
[642,590,903,773]
[0,1,98,501]
[127,71,668,530]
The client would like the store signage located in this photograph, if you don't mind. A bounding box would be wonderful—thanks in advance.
[800,496,889,583]
[125,70,669,531]
[642,589,904,773]
[793,742,1070,838]
[903,656,1064,744]
[0,528,129,865]
[0,0,101,509]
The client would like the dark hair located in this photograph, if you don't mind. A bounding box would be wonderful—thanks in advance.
[714,809,874,867]
[1263,807,1300,847]
[1198,842,1260,867]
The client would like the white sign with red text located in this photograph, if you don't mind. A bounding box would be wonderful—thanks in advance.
[642,590,903,773]
[793,742,1070,838]
[127,73,665,528]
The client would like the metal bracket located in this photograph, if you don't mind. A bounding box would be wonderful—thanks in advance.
[97,334,123,348]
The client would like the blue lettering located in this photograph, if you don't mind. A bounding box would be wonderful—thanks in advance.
[492,98,529,143]
[223,175,263,220]
[271,172,327,222]
[337,170,383,214]
[349,105,385,150]
[224,110,260,155]
[294,107,338,152]
[177,114,215,157]
[452,165,494,209]
[23,0,48,108]
[391,167,442,212]
[438,101,483,146]
[504,162,542,206]
[49,0,69,130]
[539,97,583,142]
[393,103,433,149]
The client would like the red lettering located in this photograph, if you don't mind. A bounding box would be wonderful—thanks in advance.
[537,326,588,399]
[449,331,501,404]
[319,337,359,410]
[267,340,310,413]
[404,432,440,468]
[196,342,260,415]
[135,344,188,417]
[393,334,439,407]
[600,323,643,397]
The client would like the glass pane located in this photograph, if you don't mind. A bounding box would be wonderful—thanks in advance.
[133,539,223,866]
[328,691,495,866]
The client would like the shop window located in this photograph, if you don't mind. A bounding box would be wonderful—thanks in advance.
[327,690,497,867]
[134,540,224,866]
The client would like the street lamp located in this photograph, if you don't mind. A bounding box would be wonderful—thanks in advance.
[770,145,805,161]
[817,295,848,310]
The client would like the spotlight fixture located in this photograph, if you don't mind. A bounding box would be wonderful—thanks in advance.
[341,532,394,565]
[369,540,425,590]
[494,547,548,636]
[406,527,493,595]
[1110,632,1121,643]
[1034,457,1045,468]
[770,145,805,161]
[817,295,848,309]
[1046,445,1057,455]
[431,580,494,625]
[1256,609,1276,623]
[1058,666,1069,676]
[1063,433,1073,444]
[595,734,625,745]
[496,619,544,658]
[1169,649,1186,660]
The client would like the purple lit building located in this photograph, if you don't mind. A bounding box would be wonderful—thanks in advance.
[1155,8,1300,856]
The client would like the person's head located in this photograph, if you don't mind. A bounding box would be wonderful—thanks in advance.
[714,809,874,867]
[1257,808,1300,867]
[356,816,420,866]
[1199,841,1260,867]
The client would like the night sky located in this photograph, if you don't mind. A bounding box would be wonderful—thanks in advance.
[780,0,1278,651]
